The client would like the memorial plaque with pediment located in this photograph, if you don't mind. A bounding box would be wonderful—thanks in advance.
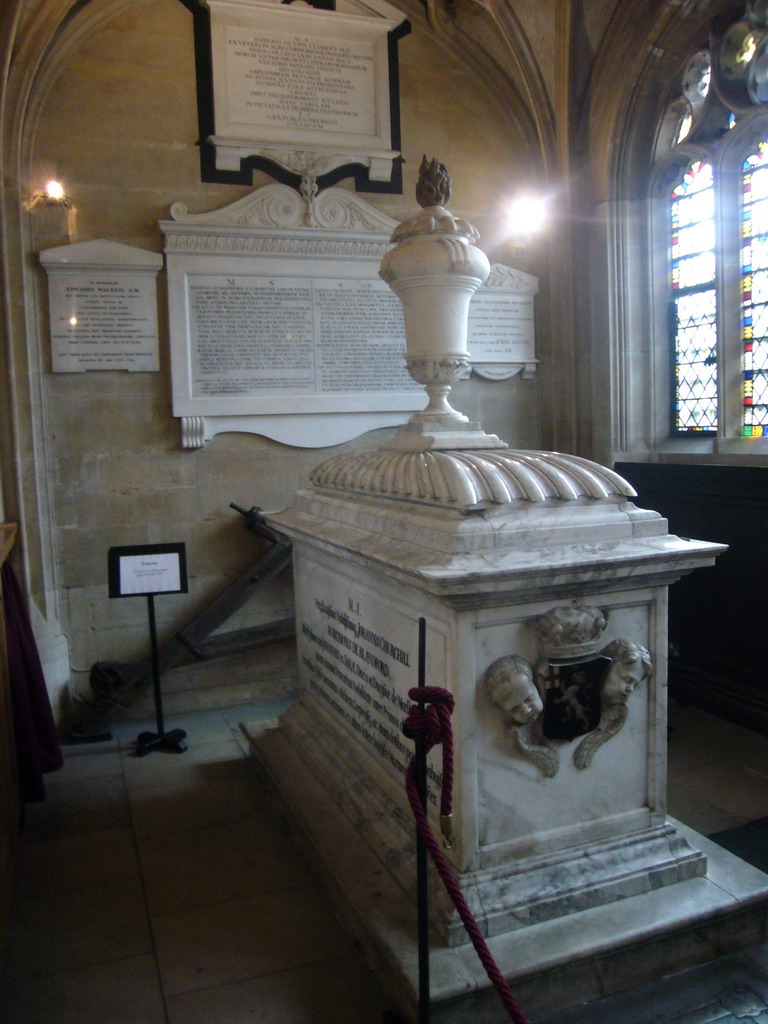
[161,184,538,449]
[202,0,410,190]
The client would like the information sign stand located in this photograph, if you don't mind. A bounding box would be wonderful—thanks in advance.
[108,543,189,756]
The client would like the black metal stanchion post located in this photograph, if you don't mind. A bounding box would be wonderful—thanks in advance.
[415,616,430,1024]
[134,594,187,756]
[149,594,164,739]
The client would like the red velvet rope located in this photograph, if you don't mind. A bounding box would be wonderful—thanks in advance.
[404,686,530,1024]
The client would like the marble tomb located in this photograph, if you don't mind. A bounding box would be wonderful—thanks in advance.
[250,159,768,1022]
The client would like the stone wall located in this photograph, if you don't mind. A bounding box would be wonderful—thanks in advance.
[23,0,541,717]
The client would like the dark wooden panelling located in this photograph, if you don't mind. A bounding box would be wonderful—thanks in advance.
[616,462,768,731]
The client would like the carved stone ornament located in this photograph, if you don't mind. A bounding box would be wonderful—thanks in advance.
[168,183,398,235]
[484,655,559,778]
[180,416,206,450]
[310,448,637,508]
[484,634,652,776]
[531,600,609,661]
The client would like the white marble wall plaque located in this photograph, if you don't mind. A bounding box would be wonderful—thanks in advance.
[162,184,423,448]
[206,0,405,182]
[225,30,375,136]
[40,240,162,373]
[468,264,538,380]
[161,186,537,447]
[187,276,416,399]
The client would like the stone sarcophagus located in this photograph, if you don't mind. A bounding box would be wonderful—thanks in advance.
[267,456,718,946]
[252,159,768,1023]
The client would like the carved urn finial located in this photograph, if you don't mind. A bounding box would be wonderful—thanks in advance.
[379,157,495,445]
[416,155,451,208]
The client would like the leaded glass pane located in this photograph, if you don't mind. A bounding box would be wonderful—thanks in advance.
[673,220,715,258]
[673,188,714,228]
[742,139,768,435]
[674,251,716,289]
[674,288,718,431]
[670,161,717,433]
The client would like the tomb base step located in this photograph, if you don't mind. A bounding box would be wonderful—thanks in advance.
[244,721,768,1024]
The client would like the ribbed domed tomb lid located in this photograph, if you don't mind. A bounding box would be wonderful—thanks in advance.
[309,449,636,510]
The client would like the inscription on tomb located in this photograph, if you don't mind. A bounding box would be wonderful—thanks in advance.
[300,592,442,804]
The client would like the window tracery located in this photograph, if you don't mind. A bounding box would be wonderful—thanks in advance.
[652,6,768,442]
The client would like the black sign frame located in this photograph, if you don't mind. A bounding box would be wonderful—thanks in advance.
[108,542,188,599]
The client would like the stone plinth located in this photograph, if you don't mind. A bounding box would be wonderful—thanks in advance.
[248,451,768,1021]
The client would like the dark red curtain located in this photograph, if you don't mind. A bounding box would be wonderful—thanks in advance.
[2,562,63,803]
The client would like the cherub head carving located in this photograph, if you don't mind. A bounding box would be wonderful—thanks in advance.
[600,639,652,706]
[484,655,543,725]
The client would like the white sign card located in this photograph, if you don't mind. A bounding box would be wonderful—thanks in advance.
[119,554,181,596]
[108,543,188,598]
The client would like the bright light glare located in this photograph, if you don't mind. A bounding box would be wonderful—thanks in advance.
[506,195,549,239]
[69,317,78,326]
[45,180,65,200]
[738,33,757,64]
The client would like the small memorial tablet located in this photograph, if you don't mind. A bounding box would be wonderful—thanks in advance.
[40,239,162,373]
[468,264,538,379]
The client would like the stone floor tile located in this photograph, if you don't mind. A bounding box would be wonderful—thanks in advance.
[136,815,312,915]
[152,884,359,997]
[2,876,152,981]
[47,746,123,781]
[128,765,264,838]
[667,781,750,835]
[20,773,131,838]
[12,825,138,897]
[0,954,166,1024]
[6,699,768,1024]
[165,955,400,1024]
[672,758,768,822]
[119,736,249,790]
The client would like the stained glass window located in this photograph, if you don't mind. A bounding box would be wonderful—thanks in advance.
[670,161,718,433]
[741,139,768,435]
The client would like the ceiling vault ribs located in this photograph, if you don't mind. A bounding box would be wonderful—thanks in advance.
[419,0,554,177]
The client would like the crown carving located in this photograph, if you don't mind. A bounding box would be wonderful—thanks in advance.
[532,601,608,661]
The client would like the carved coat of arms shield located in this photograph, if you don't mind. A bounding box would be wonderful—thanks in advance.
[538,657,611,742]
